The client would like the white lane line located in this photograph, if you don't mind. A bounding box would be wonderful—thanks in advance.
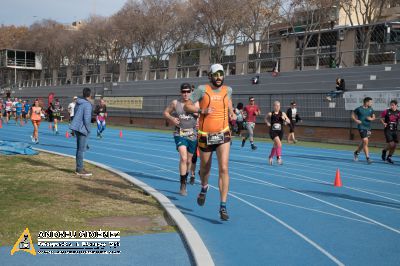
[7,128,400,207]
[33,148,215,266]
[229,151,400,185]
[7,128,400,233]
[94,157,346,266]
[228,171,400,234]
[229,191,374,225]
[228,193,345,266]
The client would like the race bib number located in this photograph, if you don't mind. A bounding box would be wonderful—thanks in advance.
[207,132,225,145]
[389,123,397,131]
[272,123,281,131]
[179,128,194,137]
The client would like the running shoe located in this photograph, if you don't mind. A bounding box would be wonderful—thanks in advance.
[386,156,394,164]
[268,157,273,165]
[353,151,359,162]
[241,139,246,147]
[35,138,39,144]
[55,131,59,135]
[97,133,101,139]
[31,135,35,143]
[366,157,373,164]
[76,169,93,177]
[251,144,257,150]
[180,176,187,196]
[189,175,195,185]
[197,185,209,206]
[219,207,229,221]
[277,158,283,165]
[381,149,387,161]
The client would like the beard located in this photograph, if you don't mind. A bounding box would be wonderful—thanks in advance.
[211,77,224,87]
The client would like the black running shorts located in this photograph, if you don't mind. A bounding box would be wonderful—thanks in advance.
[384,128,398,143]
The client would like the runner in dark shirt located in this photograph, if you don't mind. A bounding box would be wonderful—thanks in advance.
[380,100,400,164]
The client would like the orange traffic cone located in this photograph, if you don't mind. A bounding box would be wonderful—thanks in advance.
[119,130,123,138]
[65,131,70,138]
[334,169,342,187]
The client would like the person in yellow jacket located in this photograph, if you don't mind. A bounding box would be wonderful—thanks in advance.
[184,64,236,221]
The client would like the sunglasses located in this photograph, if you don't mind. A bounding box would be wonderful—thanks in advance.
[181,90,191,94]
[250,99,255,102]
[211,71,224,78]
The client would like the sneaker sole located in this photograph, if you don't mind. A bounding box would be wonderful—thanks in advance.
[197,195,206,206]
[76,172,92,177]
[220,212,229,221]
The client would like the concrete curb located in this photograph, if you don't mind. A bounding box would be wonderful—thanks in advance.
[34,148,214,266]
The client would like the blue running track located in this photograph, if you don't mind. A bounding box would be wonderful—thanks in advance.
[1,122,400,265]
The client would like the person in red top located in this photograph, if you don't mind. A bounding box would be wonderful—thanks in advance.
[242,96,261,150]
[380,100,400,164]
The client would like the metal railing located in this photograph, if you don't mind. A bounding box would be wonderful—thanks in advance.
[7,45,399,88]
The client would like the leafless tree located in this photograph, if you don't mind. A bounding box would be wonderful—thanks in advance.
[340,0,390,65]
[282,0,337,70]
[190,0,242,63]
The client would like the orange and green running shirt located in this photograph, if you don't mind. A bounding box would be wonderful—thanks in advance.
[190,84,232,134]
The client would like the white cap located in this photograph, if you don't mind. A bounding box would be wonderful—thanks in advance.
[73,96,78,99]
[209,64,224,74]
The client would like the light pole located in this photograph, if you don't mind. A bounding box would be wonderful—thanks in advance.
[329,5,337,68]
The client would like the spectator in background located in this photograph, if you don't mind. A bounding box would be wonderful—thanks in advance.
[70,88,93,177]
[68,96,78,122]
[326,77,345,101]
[230,66,236,75]
[286,101,302,143]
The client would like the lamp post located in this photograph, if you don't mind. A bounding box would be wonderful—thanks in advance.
[329,5,337,68]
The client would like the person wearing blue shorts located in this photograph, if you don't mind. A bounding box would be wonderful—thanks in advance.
[164,83,199,196]
[22,100,30,123]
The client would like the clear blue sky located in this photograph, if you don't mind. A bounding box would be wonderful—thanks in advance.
[0,0,127,26]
